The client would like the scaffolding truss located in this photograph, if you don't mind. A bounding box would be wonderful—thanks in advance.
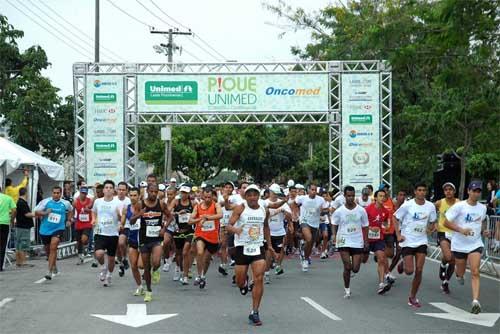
[73,61,391,192]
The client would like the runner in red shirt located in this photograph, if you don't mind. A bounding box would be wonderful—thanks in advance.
[190,187,223,289]
[73,186,93,264]
[364,189,392,294]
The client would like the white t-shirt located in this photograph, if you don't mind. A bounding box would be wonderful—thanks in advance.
[115,196,131,228]
[296,195,327,228]
[93,197,122,236]
[332,204,368,248]
[332,194,346,209]
[356,196,372,208]
[446,201,487,253]
[218,194,238,227]
[265,198,291,236]
[395,199,437,248]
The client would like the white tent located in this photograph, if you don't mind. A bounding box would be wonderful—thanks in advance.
[0,137,65,216]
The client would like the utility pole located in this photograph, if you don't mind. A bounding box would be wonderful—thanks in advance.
[151,28,192,180]
[95,0,99,63]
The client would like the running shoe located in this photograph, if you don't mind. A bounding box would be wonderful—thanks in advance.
[199,277,206,289]
[377,282,391,295]
[441,281,450,294]
[320,251,328,259]
[123,259,129,270]
[408,297,421,308]
[162,261,170,272]
[77,254,84,265]
[194,276,201,286]
[439,263,447,281]
[275,266,284,275]
[44,271,52,280]
[344,291,351,299]
[240,281,249,295]
[173,269,181,281]
[91,261,98,268]
[103,273,112,287]
[134,286,145,296]
[152,270,161,284]
[249,281,254,292]
[471,300,481,314]
[248,311,262,326]
[302,260,309,272]
[99,268,107,282]
[218,264,228,276]
[118,263,125,277]
[180,277,189,285]
[385,275,396,285]
[144,291,152,302]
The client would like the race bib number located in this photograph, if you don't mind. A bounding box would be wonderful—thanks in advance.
[243,243,261,256]
[411,224,426,236]
[201,220,215,232]
[346,224,359,235]
[444,231,453,239]
[306,208,316,217]
[368,227,381,240]
[48,213,62,224]
[78,213,90,222]
[130,218,141,231]
[178,214,190,224]
[269,216,280,225]
[100,216,114,226]
[146,225,161,237]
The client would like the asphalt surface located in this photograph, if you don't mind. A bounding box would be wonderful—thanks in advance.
[1,252,499,334]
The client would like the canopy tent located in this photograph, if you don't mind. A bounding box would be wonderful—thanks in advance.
[0,138,65,228]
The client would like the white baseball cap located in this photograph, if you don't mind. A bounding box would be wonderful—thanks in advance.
[296,184,305,190]
[158,184,166,191]
[287,179,295,187]
[170,177,177,182]
[179,185,191,193]
[269,183,281,194]
[139,181,147,188]
[244,184,260,194]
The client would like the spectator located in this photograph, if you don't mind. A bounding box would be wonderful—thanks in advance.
[5,169,29,202]
[486,180,497,215]
[0,186,16,271]
[15,188,35,267]
[63,181,74,205]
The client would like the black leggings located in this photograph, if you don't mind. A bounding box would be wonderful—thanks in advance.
[0,224,10,271]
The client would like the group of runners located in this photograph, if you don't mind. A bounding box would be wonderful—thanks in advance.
[34,174,490,325]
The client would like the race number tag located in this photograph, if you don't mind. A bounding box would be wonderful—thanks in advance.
[411,224,426,236]
[368,227,381,240]
[48,213,61,224]
[243,243,261,256]
[444,231,453,239]
[346,224,359,234]
[101,216,114,226]
[130,218,141,231]
[79,213,90,222]
[178,214,190,224]
[201,220,215,232]
[146,225,161,237]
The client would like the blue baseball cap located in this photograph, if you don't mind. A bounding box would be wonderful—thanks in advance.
[80,186,89,193]
[468,181,482,190]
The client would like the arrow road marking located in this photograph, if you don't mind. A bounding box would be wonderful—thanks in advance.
[301,297,342,321]
[417,302,500,328]
[91,304,178,328]
[0,298,14,309]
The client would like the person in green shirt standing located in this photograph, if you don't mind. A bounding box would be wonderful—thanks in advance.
[0,186,17,271]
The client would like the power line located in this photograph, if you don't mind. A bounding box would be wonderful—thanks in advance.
[14,0,97,60]
[27,0,122,63]
[36,0,127,62]
[148,0,228,61]
[105,0,153,28]
[6,0,91,59]
[181,47,203,62]
[134,0,175,29]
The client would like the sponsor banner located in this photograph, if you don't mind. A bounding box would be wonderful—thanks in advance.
[86,75,124,185]
[138,74,329,112]
[341,73,380,193]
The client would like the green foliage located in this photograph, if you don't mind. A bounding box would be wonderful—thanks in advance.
[0,15,74,161]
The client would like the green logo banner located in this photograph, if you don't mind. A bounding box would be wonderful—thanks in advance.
[349,114,373,124]
[94,142,117,152]
[93,93,117,103]
[145,81,198,105]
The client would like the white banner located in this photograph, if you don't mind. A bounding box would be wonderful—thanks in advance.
[85,75,124,185]
[341,73,380,193]
[137,73,329,112]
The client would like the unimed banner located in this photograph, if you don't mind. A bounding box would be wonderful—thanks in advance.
[341,73,381,193]
[137,73,329,112]
[85,75,124,185]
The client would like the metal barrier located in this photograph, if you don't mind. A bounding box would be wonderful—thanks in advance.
[481,215,500,277]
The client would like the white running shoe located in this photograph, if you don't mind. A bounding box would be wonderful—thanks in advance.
[103,273,112,287]
[162,261,170,272]
[173,268,181,281]
[99,267,107,282]
[344,291,351,299]
[134,286,145,296]
[301,260,309,272]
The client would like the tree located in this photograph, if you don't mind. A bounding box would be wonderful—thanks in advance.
[265,0,500,197]
[0,15,74,161]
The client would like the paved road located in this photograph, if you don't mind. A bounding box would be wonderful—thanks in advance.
[1,253,499,333]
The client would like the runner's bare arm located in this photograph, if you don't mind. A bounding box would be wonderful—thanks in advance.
[267,199,287,209]
[226,204,244,235]
[444,218,471,236]
[188,205,201,225]
[129,203,143,225]
[264,209,273,253]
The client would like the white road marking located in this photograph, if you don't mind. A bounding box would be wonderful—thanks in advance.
[300,297,342,321]
[91,304,178,328]
[0,298,14,309]
[417,302,500,327]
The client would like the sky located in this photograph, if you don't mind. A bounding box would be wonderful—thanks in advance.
[2,0,333,97]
